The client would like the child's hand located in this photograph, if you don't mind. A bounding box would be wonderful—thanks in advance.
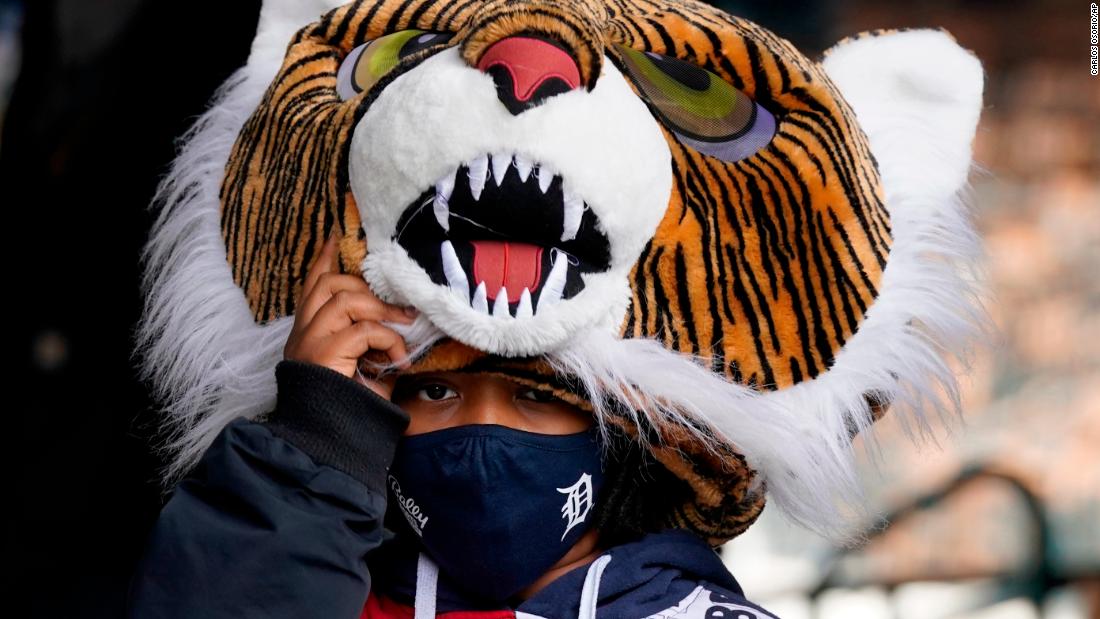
[283,231,416,400]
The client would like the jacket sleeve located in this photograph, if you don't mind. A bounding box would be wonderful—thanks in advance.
[126,359,410,619]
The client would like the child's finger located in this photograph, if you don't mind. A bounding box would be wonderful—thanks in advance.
[299,273,376,325]
[304,289,415,338]
[300,232,340,306]
[339,322,411,369]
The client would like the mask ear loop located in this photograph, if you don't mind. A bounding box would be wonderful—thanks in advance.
[414,553,439,619]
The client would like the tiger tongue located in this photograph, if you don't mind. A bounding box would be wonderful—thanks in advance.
[470,241,544,303]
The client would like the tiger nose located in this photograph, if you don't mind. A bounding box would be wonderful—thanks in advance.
[476,36,582,115]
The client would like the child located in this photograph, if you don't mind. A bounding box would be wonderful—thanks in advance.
[127,233,778,618]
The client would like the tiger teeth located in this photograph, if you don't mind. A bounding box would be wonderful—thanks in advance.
[516,288,533,319]
[514,154,534,183]
[430,154,587,315]
[440,240,468,302]
[472,281,489,314]
[463,282,555,318]
[490,153,511,186]
[467,155,489,201]
[537,165,554,193]
[455,257,571,318]
[433,176,454,231]
[435,173,454,202]
[433,195,450,232]
[537,249,569,313]
[561,184,584,242]
[492,288,510,318]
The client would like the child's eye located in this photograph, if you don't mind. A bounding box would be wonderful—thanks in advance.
[417,384,458,401]
[519,388,559,403]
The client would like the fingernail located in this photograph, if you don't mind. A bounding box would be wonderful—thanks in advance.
[403,306,419,318]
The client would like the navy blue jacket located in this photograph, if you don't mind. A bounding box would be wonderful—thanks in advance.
[126,360,777,619]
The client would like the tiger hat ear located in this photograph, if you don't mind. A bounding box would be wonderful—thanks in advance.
[247,0,348,81]
[809,28,989,442]
[821,29,985,206]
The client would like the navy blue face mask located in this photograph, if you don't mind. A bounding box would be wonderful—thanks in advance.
[385,423,606,603]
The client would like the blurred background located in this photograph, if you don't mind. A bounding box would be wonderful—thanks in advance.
[4,0,1097,617]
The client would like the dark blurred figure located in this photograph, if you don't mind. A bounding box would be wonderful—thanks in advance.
[715,0,840,52]
[2,1,258,616]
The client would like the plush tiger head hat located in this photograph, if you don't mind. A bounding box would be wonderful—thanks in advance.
[136,0,986,543]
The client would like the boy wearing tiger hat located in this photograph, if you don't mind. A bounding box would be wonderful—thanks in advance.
[127,0,986,616]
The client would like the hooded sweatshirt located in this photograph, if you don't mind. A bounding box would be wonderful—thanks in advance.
[126,360,777,619]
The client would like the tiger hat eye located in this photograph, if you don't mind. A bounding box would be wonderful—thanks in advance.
[336,29,455,100]
[615,44,776,162]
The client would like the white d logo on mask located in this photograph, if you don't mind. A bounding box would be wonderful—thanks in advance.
[557,472,594,541]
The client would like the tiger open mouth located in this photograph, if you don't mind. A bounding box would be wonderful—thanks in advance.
[393,152,612,319]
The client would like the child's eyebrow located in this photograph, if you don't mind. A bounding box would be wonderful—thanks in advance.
[392,372,454,392]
